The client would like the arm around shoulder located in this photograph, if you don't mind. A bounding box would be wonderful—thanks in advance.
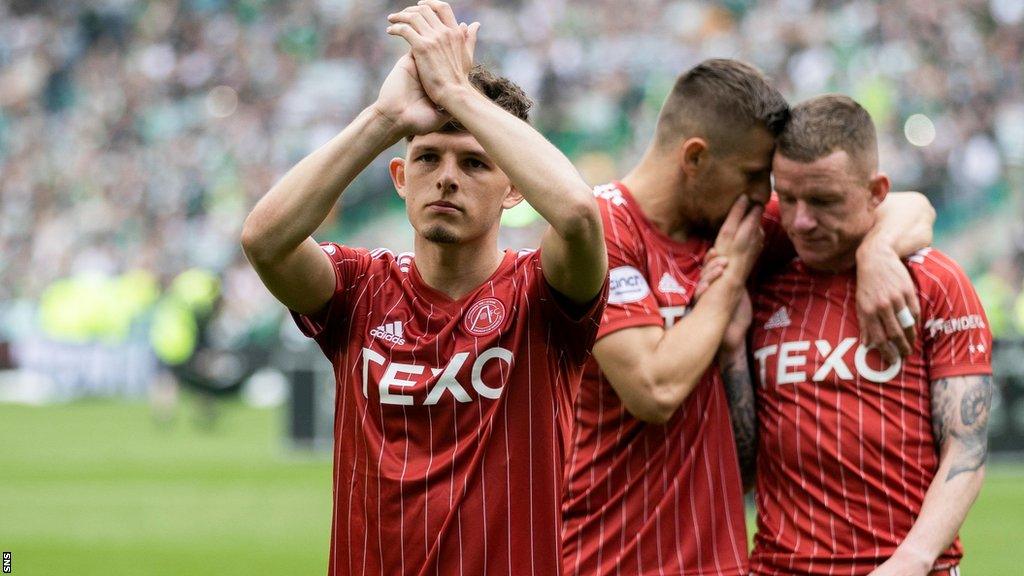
[854,191,936,359]
[864,191,935,258]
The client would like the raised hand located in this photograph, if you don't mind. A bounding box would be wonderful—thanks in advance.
[386,1,479,109]
[371,52,449,137]
[713,195,765,284]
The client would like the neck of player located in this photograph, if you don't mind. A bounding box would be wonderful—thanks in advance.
[413,229,505,301]
[621,150,698,243]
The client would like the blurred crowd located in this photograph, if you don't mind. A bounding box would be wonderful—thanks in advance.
[1,0,1023,395]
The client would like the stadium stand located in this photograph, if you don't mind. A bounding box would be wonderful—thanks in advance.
[0,1,1021,443]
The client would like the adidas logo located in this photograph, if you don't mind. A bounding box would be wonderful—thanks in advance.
[764,307,791,330]
[658,272,687,295]
[370,320,406,345]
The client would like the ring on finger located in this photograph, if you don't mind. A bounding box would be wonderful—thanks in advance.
[896,306,915,329]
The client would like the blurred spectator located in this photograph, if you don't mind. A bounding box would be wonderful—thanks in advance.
[0,0,1022,397]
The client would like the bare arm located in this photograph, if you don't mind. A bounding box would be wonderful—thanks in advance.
[241,53,448,314]
[862,191,935,258]
[241,109,400,314]
[868,375,993,576]
[594,280,742,424]
[438,84,605,303]
[593,198,763,424]
[718,291,757,491]
[720,339,757,491]
[387,1,605,303]
[855,191,936,359]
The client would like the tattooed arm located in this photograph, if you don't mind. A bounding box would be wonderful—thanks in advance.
[868,375,993,576]
[718,290,758,492]
[721,343,757,492]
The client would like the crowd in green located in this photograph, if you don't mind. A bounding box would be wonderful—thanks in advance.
[1,0,1022,386]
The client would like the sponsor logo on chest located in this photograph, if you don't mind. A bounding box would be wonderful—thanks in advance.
[753,337,902,386]
[659,305,690,327]
[360,346,515,406]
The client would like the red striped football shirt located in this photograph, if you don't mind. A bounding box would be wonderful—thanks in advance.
[562,182,790,576]
[750,247,993,575]
[293,244,606,576]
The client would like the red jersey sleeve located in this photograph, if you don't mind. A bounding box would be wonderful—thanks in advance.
[595,196,664,340]
[911,249,993,380]
[290,242,373,352]
[527,250,609,367]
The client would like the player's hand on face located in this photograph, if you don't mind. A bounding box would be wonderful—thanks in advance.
[855,246,919,364]
[373,52,450,136]
[386,1,479,108]
[713,195,765,283]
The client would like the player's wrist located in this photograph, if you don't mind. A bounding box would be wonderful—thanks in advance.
[366,102,413,142]
[720,258,756,285]
[429,82,478,120]
[856,234,897,263]
[889,543,936,573]
[717,270,749,292]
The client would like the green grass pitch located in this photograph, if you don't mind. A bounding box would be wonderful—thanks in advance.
[1,399,1021,574]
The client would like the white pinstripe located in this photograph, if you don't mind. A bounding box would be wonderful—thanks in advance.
[371,263,400,576]
[300,246,599,575]
[524,280,537,576]
[750,249,990,574]
[564,184,748,576]
[342,260,371,576]
[714,375,745,569]
[426,302,437,565]
[838,277,857,575]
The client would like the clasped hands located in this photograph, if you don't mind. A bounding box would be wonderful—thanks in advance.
[372,0,480,137]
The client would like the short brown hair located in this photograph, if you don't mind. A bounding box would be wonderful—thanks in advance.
[777,94,878,178]
[409,65,532,141]
[654,58,790,151]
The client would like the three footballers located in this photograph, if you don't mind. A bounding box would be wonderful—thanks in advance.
[243,3,991,575]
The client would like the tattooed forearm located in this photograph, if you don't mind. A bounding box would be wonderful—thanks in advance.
[722,355,757,489]
[930,375,993,482]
